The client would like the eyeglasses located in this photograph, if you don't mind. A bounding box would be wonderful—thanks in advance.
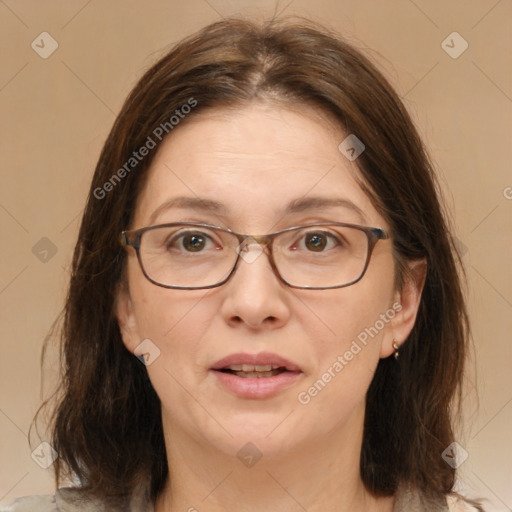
[120,222,390,290]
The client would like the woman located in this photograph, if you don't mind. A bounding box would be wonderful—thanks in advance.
[7,16,483,512]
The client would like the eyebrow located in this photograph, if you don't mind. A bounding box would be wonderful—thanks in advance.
[148,195,367,225]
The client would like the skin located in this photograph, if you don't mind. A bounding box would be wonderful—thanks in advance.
[116,101,426,512]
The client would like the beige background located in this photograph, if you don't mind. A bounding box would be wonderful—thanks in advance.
[1,0,511,510]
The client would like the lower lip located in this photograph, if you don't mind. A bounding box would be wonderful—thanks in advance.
[211,370,303,399]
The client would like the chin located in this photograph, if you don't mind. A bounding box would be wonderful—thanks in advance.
[205,412,309,459]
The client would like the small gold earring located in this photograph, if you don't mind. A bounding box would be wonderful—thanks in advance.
[392,340,400,359]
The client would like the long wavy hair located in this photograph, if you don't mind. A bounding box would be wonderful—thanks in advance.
[33,15,480,509]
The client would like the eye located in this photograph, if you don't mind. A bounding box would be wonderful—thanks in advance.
[168,231,217,253]
[297,231,341,252]
[182,233,207,252]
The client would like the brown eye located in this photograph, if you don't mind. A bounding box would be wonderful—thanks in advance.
[305,233,328,252]
[182,233,207,252]
[165,230,214,253]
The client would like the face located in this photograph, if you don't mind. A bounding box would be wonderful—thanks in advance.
[117,102,422,460]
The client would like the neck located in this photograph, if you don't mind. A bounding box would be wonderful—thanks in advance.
[154,403,395,512]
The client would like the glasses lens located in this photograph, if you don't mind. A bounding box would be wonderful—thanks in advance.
[273,225,369,288]
[139,225,238,288]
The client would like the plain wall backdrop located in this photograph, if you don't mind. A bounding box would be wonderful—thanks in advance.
[1,0,511,510]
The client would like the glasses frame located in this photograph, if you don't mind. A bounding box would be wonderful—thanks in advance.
[120,221,390,290]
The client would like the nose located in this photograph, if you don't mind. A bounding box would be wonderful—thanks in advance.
[219,242,291,330]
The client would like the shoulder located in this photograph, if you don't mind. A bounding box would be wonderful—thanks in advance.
[2,487,153,512]
[447,495,483,512]
[1,494,58,512]
[2,488,106,512]
[393,483,483,512]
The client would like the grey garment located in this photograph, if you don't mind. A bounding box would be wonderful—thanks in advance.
[2,487,155,512]
[3,484,450,512]
[393,484,450,511]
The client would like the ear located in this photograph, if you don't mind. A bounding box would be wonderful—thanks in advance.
[380,258,427,358]
[115,283,142,355]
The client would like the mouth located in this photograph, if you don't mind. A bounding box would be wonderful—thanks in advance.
[210,352,303,398]
[211,351,302,375]
[216,364,291,378]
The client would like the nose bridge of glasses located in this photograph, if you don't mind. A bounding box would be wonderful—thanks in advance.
[232,234,275,269]
[237,234,271,252]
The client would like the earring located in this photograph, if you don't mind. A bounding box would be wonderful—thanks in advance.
[392,340,400,360]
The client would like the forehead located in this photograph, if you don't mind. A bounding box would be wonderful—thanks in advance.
[133,102,386,230]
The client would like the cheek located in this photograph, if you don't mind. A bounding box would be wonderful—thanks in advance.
[294,301,383,429]
[306,271,394,359]
[126,260,219,405]
[297,260,395,407]
[127,255,211,341]
[129,278,218,416]
[303,292,386,382]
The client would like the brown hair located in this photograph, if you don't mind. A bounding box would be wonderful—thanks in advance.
[34,15,480,509]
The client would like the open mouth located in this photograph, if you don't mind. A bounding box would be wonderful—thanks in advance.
[211,355,303,398]
[217,365,290,378]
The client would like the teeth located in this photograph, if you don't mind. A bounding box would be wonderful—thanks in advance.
[234,369,284,378]
[242,364,272,372]
[226,364,280,372]
[219,364,290,378]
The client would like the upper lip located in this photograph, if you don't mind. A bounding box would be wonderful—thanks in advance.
[211,352,302,372]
